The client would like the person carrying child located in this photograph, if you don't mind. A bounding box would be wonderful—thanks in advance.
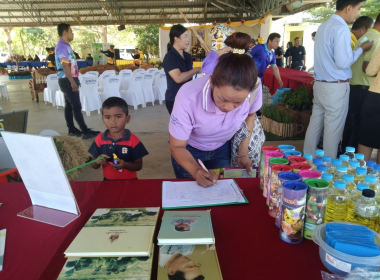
[88,97,149,180]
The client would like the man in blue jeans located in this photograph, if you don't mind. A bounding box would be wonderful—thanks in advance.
[55,23,100,139]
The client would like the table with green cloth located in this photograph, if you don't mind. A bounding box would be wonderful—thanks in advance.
[0,179,327,280]
[264,67,314,95]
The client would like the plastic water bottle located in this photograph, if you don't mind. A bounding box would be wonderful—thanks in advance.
[342,174,356,193]
[354,167,367,185]
[367,161,377,174]
[348,160,360,175]
[322,173,334,188]
[353,153,366,167]
[351,189,378,231]
[311,158,323,171]
[343,146,356,160]
[317,164,328,174]
[334,165,348,181]
[346,183,369,222]
[370,164,380,180]
[325,180,349,222]
[303,154,313,166]
[339,155,350,167]
[329,159,342,174]
[322,156,331,168]
[363,175,380,193]
[315,149,324,159]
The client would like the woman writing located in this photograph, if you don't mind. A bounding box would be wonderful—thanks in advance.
[169,33,262,187]
[163,24,201,114]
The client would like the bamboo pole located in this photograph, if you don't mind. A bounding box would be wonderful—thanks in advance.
[179,10,211,53]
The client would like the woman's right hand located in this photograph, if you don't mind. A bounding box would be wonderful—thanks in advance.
[193,167,218,188]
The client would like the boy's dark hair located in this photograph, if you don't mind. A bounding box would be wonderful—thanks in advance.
[57,23,70,37]
[376,13,380,24]
[294,37,300,41]
[102,97,129,116]
[168,271,205,280]
[352,16,373,30]
[336,0,366,11]
[174,225,189,232]
[311,31,316,37]
[267,33,281,43]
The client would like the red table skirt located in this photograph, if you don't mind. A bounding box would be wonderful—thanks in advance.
[263,67,314,95]
[0,179,327,280]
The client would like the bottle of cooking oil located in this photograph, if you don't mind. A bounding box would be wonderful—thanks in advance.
[339,155,350,167]
[363,175,380,193]
[353,153,366,167]
[329,159,342,174]
[346,183,369,222]
[334,165,348,181]
[311,158,323,171]
[322,156,331,169]
[325,180,349,222]
[350,189,378,231]
[303,154,313,166]
[342,174,356,193]
[369,164,380,180]
[354,167,367,185]
[343,146,356,160]
[367,161,377,174]
[315,149,324,159]
[322,173,334,188]
[348,160,360,175]
[317,164,328,175]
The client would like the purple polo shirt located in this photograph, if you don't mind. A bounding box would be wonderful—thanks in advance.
[201,51,219,75]
[169,76,262,151]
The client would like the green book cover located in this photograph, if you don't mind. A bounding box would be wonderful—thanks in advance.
[157,210,214,245]
[57,249,154,279]
[64,208,159,257]
[157,245,223,280]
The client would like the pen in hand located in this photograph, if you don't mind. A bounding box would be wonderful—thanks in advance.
[198,159,217,186]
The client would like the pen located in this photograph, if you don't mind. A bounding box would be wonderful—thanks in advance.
[198,159,208,173]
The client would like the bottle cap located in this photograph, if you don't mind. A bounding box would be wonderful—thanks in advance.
[356,167,367,175]
[374,164,380,172]
[345,146,355,153]
[334,180,346,189]
[315,150,324,156]
[357,183,369,191]
[331,159,342,166]
[362,189,375,198]
[354,153,364,160]
[339,155,349,161]
[365,175,377,183]
[313,158,323,165]
[322,173,333,181]
[322,156,331,162]
[367,161,376,168]
[342,174,354,182]
[303,154,312,160]
[337,165,348,172]
[317,164,327,172]
[349,161,360,168]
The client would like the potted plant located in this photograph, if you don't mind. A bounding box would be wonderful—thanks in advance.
[261,105,296,137]
[0,67,5,75]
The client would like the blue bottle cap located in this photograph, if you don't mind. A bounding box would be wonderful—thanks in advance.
[354,153,364,160]
[349,161,360,168]
[346,146,355,153]
[317,164,328,172]
[334,180,346,189]
[315,150,324,156]
[356,167,367,175]
[322,173,333,181]
[313,158,323,165]
[365,175,377,183]
[322,156,331,162]
[278,144,295,151]
[357,183,370,191]
[374,164,380,172]
[303,154,313,160]
[342,174,354,182]
[339,155,349,161]
[331,159,342,166]
[337,165,348,172]
[367,161,376,168]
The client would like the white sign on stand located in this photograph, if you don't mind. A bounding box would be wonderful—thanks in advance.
[1,132,80,227]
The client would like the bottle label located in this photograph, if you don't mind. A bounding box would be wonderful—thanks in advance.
[325,252,351,273]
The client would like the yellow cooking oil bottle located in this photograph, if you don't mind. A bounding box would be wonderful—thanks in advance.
[346,183,369,222]
[325,180,349,222]
[349,189,378,231]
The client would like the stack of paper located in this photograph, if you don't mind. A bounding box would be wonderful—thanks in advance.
[0,229,6,271]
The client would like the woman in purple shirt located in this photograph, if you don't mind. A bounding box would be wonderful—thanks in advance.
[169,33,262,187]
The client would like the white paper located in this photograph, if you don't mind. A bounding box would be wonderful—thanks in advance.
[1,132,78,214]
[162,179,245,209]
[0,229,6,271]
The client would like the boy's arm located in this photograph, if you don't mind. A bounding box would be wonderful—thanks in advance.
[91,154,109,169]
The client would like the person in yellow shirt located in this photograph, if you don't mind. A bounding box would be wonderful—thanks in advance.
[47,47,56,70]
[100,45,115,65]
[350,16,373,49]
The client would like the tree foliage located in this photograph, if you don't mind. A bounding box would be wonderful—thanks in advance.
[126,24,163,57]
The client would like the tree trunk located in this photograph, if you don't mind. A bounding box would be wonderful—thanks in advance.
[4,28,13,58]
[19,32,26,57]
[101,26,107,44]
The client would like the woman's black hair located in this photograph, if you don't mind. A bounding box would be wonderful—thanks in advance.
[287,42,293,48]
[167,24,188,51]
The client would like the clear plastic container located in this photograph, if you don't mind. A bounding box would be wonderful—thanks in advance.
[322,173,334,188]
[329,159,342,175]
[366,161,376,174]
[370,164,380,180]
[347,183,370,222]
[352,189,378,231]
[364,175,380,193]
[354,167,367,185]
[322,156,331,168]
[325,180,349,222]
[353,153,366,167]
[344,146,356,160]
[334,165,348,181]
[339,155,350,167]
[317,164,328,174]
[348,160,360,175]
[342,174,356,193]
[312,222,380,276]
[303,153,313,166]
[311,158,323,171]
[315,149,324,159]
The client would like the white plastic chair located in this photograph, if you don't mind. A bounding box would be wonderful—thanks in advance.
[11,65,17,72]
[43,74,59,105]
[120,75,144,110]
[102,70,116,76]
[0,83,9,99]
[98,72,116,93]
[141,73,155,107]
[55,89,65,109]
[79,76,102,116]
[153,72,167,105]
[133,69,145,75]
[99,76,121,103]
[146,68,158,75]
[84,71,99,77]
[119,71,132,91]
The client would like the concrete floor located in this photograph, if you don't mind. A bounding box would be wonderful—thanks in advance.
[0,74,305,181]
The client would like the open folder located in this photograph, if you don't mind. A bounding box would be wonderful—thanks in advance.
[162,179,248,209]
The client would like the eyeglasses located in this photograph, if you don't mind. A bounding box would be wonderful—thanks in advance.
[185,262,201,268]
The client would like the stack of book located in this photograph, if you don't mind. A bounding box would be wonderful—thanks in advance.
[156,210,223,280]
[58,207,160,280]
